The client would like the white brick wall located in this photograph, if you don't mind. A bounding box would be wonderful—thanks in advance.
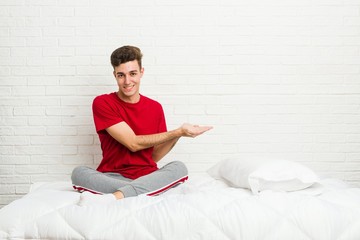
[1,0,360,207]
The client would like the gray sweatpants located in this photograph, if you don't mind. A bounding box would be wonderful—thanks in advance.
[71,161,188,198]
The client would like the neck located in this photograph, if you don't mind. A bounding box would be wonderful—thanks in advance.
[117,91,140,104]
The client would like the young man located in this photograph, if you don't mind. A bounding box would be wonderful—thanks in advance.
[71,46,212,206]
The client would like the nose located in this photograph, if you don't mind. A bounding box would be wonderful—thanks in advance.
[123,74,130,84]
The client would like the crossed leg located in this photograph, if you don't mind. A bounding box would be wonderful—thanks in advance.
[71,161,188,206]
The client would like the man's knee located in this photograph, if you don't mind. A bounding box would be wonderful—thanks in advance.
[168,161,188,177]
[71,166,89,185]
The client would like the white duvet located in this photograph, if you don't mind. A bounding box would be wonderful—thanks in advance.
[1,175,360,240]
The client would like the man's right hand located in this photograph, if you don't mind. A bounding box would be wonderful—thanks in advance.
[180,123,213,138]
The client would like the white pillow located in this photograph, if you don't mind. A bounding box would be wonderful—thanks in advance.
[207,159,319,194]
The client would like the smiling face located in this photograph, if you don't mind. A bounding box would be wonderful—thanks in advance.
[113,60,144,103]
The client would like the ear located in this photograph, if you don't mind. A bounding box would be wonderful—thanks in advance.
[113,70,116,78]
[140,67,144,77]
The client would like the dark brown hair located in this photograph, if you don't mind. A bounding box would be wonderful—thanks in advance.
[110,46,143,69]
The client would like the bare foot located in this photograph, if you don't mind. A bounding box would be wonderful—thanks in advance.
[113,190,124,200]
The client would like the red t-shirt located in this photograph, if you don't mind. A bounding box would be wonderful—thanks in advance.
[92,92,167,179]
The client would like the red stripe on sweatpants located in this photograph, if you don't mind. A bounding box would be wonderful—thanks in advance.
[146,175,188,196]
[73,175,189,197]
[73,185,103,195]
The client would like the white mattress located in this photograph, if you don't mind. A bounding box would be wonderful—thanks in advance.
[1,174,360,240]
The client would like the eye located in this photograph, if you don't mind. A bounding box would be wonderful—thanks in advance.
[117,73,124,78]
[130,72,137,77]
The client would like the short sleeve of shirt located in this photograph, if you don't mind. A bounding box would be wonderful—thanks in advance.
[158,105,167,133]
[92,95,123,132]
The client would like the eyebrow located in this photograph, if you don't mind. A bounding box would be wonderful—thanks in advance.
[116,70,138,75]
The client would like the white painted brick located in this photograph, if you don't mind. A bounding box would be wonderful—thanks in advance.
[0,166,14,175]
[30,155,62,165]
[25,17,56,27]
[60,56,91,66]
[0,106,13,115]
[11,47,39,57]
[62,136,94,145]
[73,106,92,116]
[46,86,77,96]
[347,135,360,143]
[0,175,30,184]
[11,66,43,76]
[77,126,96,135]
[0,185,15,194]
[41,146,77,157]
[30,136,62,145]
[75,46,110,56]
[27,56,59,66]
[76,27,108,38]
[43,47,74,56]
[0,126,13,136]
[10,27,41,37]
[58,0,88,7]
[344,17,360,26]
[62,155,94,165]
[43,27,74,37]
[28,116,61,126]
[40,6,74,17]
[12,86,45,96]
[9,6,40,17]
[78,146,101,155]
[47,165,76,174]
[0,155,30,165]
[15,184,31,194]
[43,66,75,76]
[26,37,57,47]
[13,106,45,116]
[15,165,47,174]
[78,86,114,96]
[60,96,93,106]
[76,66,109,76]
[0,136,29,145]
[347,153,360,161]
[14,126,46,136]
[30,174,71,183]
[0,48,10,57]
[59,35,93,47]
[0,66,10,75]
[74,7,107,17]
[0,87,11,96]
[45,106,78,116]
[0,56,26,66]
[93,154,102,165]
[0,117,28,127]
[29,97,60,106]
[46,127,77,136]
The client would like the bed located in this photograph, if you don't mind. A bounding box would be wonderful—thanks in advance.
[1,159,360,240]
